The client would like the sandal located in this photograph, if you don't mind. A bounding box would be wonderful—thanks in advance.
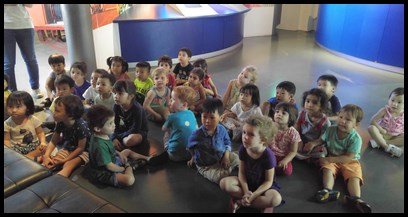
[129,159,148,170]
[344,195,372,213]
[315,188,340,203]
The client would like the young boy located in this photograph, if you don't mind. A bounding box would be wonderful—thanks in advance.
[70,61,91,100]
[134,61,154,105]
[304,104,371,213]
[49,74,76,113]
[94,72,116,110]
[87,104,152,187]
[317,74,341,123]
[45,54,68,102]
[173,47,194,86]
[158,55,176,90]
[83,69,107,106]
[187,98,240,184]
[42,95,91,178]
[261,81,298,118]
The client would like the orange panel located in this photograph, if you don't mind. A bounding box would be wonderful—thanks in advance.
[26,4,47,26]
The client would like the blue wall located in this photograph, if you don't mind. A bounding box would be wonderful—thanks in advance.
[316,4,404,68]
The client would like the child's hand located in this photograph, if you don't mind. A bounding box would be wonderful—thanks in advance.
[43,156,55,169]
[241,191,253,207]
[113,139,123,151]
[221,155,231,169]
[118,151,127,164]
[278,159,289,170]
[39,143,47,153]
[187,158,194,168]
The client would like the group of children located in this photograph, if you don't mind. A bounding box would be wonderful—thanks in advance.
[4,46,404,213]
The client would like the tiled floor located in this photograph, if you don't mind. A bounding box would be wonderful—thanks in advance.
[11,29,404,213]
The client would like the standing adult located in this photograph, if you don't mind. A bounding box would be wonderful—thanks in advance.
[4,4,43,98]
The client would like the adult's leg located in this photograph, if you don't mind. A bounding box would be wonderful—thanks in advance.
[15,28,40,90]
[4,29,17,91]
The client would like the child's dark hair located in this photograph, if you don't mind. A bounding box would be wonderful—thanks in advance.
[240,83,260,107]
[275,102,298,127]
[317,74,338,87]
[6,91,35,116]
[302,88,328,111]
[55,74,75,88]
[136,61,151,74]
[93,68,109,76]
[193,58,208,72]
[190,67,205,80]
[113,80,136,97]
[179,47,192,58]
[54,95,84,119]
[202,98,224,116]
[48,54,65,65]
[158,55,173,68]
[389,87,404,98]
[70,61,87,76]
[340,104,364,123]
[99,71,116,86]
[87,104,115,132]
[277,81,296,95]
[106,56,129,73]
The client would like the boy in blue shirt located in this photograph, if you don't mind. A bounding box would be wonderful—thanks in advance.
[261,81,298,118]
[317,74,341,123]
[187,98,240,184]
[304,104,371,213]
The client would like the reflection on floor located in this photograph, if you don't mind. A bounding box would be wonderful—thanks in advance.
[13,30,404,213]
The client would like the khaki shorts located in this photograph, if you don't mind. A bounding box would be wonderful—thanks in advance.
[53,149,89,165]
[321,160,363,185]
[196,152,240,184]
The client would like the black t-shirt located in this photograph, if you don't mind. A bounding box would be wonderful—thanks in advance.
[173,62,194,81]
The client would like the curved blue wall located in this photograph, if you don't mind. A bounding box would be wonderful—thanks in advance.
[316,4,404,68]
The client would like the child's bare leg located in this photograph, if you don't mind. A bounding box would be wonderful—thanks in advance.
[123,134,143,147]
[115,167,135,186]
[347,177,361,198]
[387,134,404,147]
[219,176,244,199]
[367,125,389,149]
[121,149,150,161]
[250,189,282,209]
[26,148,42,160]
[322,168,335,190]
[57,157,83,177]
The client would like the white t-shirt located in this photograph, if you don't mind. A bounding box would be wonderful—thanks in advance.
[4,115,41,147]
[82,86,98,101]
[231,102,263,121]
[4,4,34,29]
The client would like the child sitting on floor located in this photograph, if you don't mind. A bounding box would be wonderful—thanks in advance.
[304,104,371,213]
[83,69,107,106]
[94,71,116,110]
[134,61,154,105]
[220,115,282,213]
[158,55,176,90]
[261,81,298,118]
[184,67,206,115]
[193,58,219,98]
[173,47,194,86]
[187,98,240,184]
[70,61,91,100]
[317,74,341,123]
[106,56,130,81]
[45,53,68,102]
[368,87,404,157]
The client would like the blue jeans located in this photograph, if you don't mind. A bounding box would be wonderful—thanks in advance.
[4,28,39,91]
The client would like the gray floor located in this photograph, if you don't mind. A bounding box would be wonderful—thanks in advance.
[12,30,404,213]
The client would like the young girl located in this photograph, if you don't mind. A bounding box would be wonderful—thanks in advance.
[4,91,47,160]
[294,88,331,159]
[223,65,258,110]
[184,67,206,115]
[112,80,149,151]
[219,115,282,213]
[269,102,301,176]
[70,61,91,100]
[106,56,130,81]
[221,83,263,141]
[193,58,219,98]
[143,67,171,123]
[83,69,107,106]
[368,87,404,157]
[158,55,176,91]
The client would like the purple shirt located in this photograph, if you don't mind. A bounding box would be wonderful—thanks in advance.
[74,81,91,100]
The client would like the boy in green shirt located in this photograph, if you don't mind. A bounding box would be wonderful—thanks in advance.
[134,61,154,105]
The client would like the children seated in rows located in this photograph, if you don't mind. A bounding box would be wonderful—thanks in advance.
[304,104,371,213]
[134,61,154,105]
[45,53,68,102]
[184,67,206,115]
[158,55,176,90]
[42,95,91,178]
[112,80,149,151]
[193,58,219,98]
[4,91,47,160]
[174,47,194,86]
[87,105,152,187]
[268,102,301,176]
[70,61,91,100]
[143,67,171,123]
[221,83,263,142]
[317,74,341,123]
[94,71,116,110]
[220,115,282,213]
[261,81,298,118]
[107,56,130,81]
[223,65,258,110]
[368,87,404,157]
[83,69,106,106]
[187,98,239,184]
[295,88,331,160]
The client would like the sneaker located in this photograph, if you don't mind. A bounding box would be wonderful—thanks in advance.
[370,140,379,149]
[31,89,44,99]
[148,151,169,165]
[129,159,148,170]
[386,144,403,157]
[344,195,372,213]
[315,188,340,203]
[228,198,240,213]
